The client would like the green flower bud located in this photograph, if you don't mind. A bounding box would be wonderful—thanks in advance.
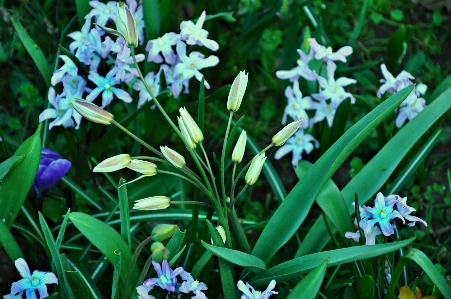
[151,224,177,242]
[150,242,170,263]
[232,130,247,163]
[127,160,157,176]
[93,154,131,172]
[178,116,196,149]
[116,2,138,48]
[227,71,248,112]
[161,146,185,168]
[72,99,114,125]
[133,196,170,210]
[179,107,203,143]
[245,153,266,185]
[272,119,302,146]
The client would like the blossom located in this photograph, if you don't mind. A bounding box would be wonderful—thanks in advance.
[85,0,117,27]
[227,70,248,112]
[67,21,93,53]
[310,99,336,127]
[272,119,303,146]
[50,55,78,86]
[133,196,171,210]
[111,46,144,83]
[143,260,178,292]
[178,272,208,294]
[9,258,58,299]
[173,41,219,89]
[345,218,383,245]
[377,64,414,98]
[395,91,426,128]
[275,49,316,82]
[191,290,208,299]
[313,61,356,109]
[282,81,314,127]
[136,284,155,299]
[237,280,277,299]
[145,32,180,64]
[86,69,132,107]
[180,11,219,51]
[364,192,404,236]
[394,197,428,227]
[308,38,353,62]
[274,130,319,166]
[132,70,161,108]
[126,0,145,45]
[32,149,71,197]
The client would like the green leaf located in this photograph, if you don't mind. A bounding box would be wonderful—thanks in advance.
[385,25,407,74]
[404,51,426,76]
[357,275,375,299]
[69,212,138,293]
[0,124,42,227]
[198,78,205,133]
[166,228,186,263]
[429,74,451,102]
[205,12,236,22]
[191,250,213,278]
[347,0,370,47]
[201,241,266,274]
[287,259,328,299]
[142,0,160,40]
[74,0,91,27]
[0,154,25,181]
[0,220,24,261]
[61,176,103,211]
[111,250,121,299]
[10,17,51,87]
[118,178,131,249]
[390,9,404,21]
[252,86,413,262]
[65,255,103,299]
[250,238,414,288]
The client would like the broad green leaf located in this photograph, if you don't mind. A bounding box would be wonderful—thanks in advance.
[0,220,24,261]
[74,0,91,27]
[191,250,213,278]
[118,178,131,249]
[296,161,354,236]
[201,241,266,274]
[252,86,413,262]
[429,74,451,102]
[10,17,51,87]
[287,259,328,299]
[166,228,186,262]
[0,125,42,227]
[142,0,160,40]
[69,212,138,293]
[357,275,375,299]
[66,255,103,299]
[385,25,407,74]
[296,87,451,257]
[404,51,426,76]
[206,12,236,22]
[250,238,414,288]
[0,155,25,181]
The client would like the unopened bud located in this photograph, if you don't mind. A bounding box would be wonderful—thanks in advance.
[116,2,138,48]
[227,71,248,112]
[179,107,203,143]
[94,154,131,172]
[73,99,113,124]
[245,153,267,185]
[161,146,185,168]
[127,160,157,176]
[133,196,170,210]
[151,224,177,242]
[151,242,170,263]
[232,130,247,163]
[272,119,302,146]
[178,116,196,149]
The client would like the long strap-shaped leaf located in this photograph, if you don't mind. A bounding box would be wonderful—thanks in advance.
[296,86,451,257]
[251,86,414,262]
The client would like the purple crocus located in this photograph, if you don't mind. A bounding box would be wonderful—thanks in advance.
[32,148,71,197]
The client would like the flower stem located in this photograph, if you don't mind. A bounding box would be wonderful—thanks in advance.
[158,170,200,189]
[170,201,213,209]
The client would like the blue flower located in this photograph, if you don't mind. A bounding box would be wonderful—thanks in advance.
[9,258,58,299]
[178,271,208,294]
[143,260,178,292]
[364,192,404,236]
[33,148,72,197]
[237,280,277,299]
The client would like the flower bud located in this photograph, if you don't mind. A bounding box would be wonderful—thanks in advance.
[160,146,185,168]
[116,2,138,48]
[245,153,266,185]
[133,196,170,210]
[127,160,157,176]
[232,130,247,163]
[151,242,170,263]
[227,71,248,112]
[179,107,203,143]
[94,154,131,172]
[178,116,196,149]
[72,99,114,125]
[151,224,177,242]
[272,119,302,146]
[211,225,227,245]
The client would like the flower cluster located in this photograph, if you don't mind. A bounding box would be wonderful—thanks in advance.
[237,280,277,299]
[39,0,219,129]
[376,64,427,127]
[345,192,427,245]
[274,38,356,165]
[136,260,208,299]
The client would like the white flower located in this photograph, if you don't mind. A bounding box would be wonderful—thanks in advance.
[180,11,219,51]
[395,92,426,128]
[111,46,144,83]
[86,69,132,107]
[313,61,356,109]
[274,130,319,166]
[51,55,79,86]
[377,64,414,98]
[275,49,316,82]
[237,280,277,299]
[282,80,315,128]
[345,218,383,245]
[132,70,161,108]
[308,38,353,62]
[146,32,180,64]
[311,100,336,127]
[85,0,117,27]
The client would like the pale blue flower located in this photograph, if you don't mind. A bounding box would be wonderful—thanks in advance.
[191,290,208,299]
[51,55,78,86]
[86,69,132,107]
[3,294,23,299]
[310,99,336,127]
[136,284,155,299]
[274,130,319,166]
[282,80,314,128]
[395,87,426,128]
[143,260,178,292]
[132,70,161,108]
[84,0,117,27]
[377,64,414,98]
[394,197,427,227]
[275,48,316,82]
[111,46,144,83]
[146,32,180,64]
[308,38,353,62]
[9,258,58,299]
[180,11,219,51]
[237,280,277,299]
[178,271,208,294]
[345,218,383,245]
[364,192,404,236]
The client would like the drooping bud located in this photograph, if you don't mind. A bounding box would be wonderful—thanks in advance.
[179,107,203,143]
[116,2,138,48]
[72,99,114,125]
[178,116,196,149]
[133,196,170,210]
[227,71,248,112]
[94,154,131,172]
[231,130,247,163]
[245,153,267,185]
[160,146,186,168]
[151,224,177,242]
[150,242,170,263]
[127,160,157,176]
[272,119,302,146]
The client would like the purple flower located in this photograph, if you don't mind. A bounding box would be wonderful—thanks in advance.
[33,148,71,197]
[143,260,178,292]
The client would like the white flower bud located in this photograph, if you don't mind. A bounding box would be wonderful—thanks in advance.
[245,153,266,185]
[94,154,131,172]
[179,107,203,143]
[72,99,114,125]
[127,160,157,176]
[227,71,248,112]
[178,116,196,149]
[133,196,170,210]
[272,119,302,146]
[232,130,247,163]
[160,146,186,168]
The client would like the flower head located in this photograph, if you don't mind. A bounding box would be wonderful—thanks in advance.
[72,99,114,124]
[161,146,186,168]
[127,160,157,176]
[115,2,138,47]
[179,107,204,143]
[377,64,414,98]
[180,11,219,51]
[282,80,314,127]
[32,148,71,197]
[276,48,316,82]
[143,260,178,292]
[308,38,353,63]
[237,280,277,299]
[9,258,58,299]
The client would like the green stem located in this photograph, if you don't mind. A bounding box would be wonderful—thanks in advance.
[229,206,251,253]
[131,156,167,164]
[232,184,249,206]
[170,201,213,209]
[158,170,200,189]
[199,143,220,201]
[112,120,162,157]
